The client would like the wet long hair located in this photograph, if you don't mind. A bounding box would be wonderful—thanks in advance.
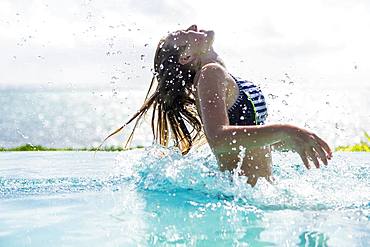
[102,37,204,154]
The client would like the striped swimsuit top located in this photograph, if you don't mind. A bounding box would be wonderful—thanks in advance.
[227,75,268,126]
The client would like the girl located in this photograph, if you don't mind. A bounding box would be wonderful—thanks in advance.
[104,25,332,186]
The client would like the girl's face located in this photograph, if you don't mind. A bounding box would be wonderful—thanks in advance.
[168,25,215,57]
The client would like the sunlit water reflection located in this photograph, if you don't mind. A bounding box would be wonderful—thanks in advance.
[1,85,369,149]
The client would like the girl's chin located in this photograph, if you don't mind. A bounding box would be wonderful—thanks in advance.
[205,31,215,43]
[205,30,215,38]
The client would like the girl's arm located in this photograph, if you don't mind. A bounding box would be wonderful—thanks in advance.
[196,63,332,169]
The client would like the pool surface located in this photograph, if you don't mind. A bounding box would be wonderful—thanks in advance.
[0,148,369,246]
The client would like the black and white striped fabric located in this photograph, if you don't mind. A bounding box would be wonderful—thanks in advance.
[227,75,268,125]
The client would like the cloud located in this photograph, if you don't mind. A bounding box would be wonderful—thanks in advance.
[0,0,370,89]
[257,40,345,59]
[126,0,195,20]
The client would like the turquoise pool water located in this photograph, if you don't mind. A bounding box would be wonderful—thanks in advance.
[0,148,369,246]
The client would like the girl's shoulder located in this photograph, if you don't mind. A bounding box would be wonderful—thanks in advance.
[196,63,234,92]
[200,62,227,74]
[198,63,230,82]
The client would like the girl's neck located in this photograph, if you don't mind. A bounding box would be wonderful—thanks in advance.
[199,48,225,67]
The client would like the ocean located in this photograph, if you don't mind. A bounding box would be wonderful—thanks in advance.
[0,83,369,149]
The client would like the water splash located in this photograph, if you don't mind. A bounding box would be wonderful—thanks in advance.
[1,147,369,212]
[0,149,369,246]
[113,146,370,210]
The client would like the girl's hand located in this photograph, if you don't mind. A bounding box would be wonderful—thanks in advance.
[241,146,272,187]
[281,125,332,169]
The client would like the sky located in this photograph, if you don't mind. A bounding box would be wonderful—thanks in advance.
[0,0,369,90]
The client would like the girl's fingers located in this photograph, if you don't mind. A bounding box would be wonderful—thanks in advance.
[312,134,332,158]
[247,176,258,187]
[307,148,320,168]
[266,175,275,184]
[298,151,310,169]
[314,145,328,166]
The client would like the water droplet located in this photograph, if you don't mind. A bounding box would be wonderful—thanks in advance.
[268,94,278,99]
[16,129,29,139]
